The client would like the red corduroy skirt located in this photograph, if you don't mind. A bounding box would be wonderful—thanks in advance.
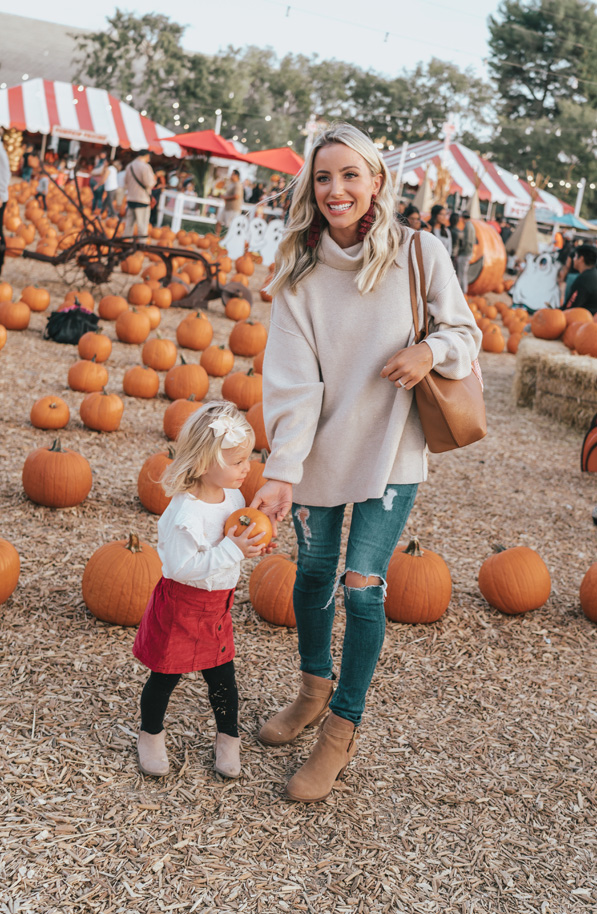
[133,577,235,674]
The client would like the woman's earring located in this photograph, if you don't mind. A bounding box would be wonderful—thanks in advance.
[357,194,377,241]
[306,211,322,249]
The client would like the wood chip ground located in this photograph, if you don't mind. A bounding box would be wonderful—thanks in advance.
[0,254,596,914]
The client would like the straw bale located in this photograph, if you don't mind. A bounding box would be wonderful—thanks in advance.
[512,336,568,407]
[534,350,597,430]
[0,253,596,914]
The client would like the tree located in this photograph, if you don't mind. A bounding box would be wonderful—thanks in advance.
[72,9,189,123]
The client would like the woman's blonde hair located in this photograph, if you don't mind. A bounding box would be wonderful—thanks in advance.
[161,401,255,497]
[269,122,406,297]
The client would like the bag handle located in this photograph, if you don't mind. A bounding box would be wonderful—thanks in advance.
[408,232,429,343]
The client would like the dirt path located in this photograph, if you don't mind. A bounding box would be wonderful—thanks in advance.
[1,255,595,914]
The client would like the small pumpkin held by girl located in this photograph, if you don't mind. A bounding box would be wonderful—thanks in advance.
[132,401,272,780]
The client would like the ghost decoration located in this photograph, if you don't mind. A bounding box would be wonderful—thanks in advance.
[511,252,561,312]
[247,218,268,253]
[221,215,249,260]
[260,220,285,268]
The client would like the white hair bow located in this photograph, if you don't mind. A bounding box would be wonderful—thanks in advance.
[208,415,247,448]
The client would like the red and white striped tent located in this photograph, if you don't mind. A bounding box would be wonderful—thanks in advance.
[384,140,574,219]
[0,78,182,157]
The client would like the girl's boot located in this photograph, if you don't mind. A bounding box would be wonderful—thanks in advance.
[214,732,241,778]
[258,671,335,746]
[137,730,169,777]
[285,712,358,803]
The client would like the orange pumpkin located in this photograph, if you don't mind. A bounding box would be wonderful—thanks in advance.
[467,220,507,296]
[0,538,20,604]
[564,307,593,325]
[580,563,597,623]
[30,396,70,430]
[224,507,273,546]
[482,326,505,353]
[115,308,151,344]
[137,448,174,515]
[64,289,95,311]
[229,320,268,358]
[221,368,263,411]
[249,555,297,627]
[0,324,6,352]
[253,349,265,374]
[68,358,109,392]
[531,308,566,340]
[22,438,93,507]
[163,395,203,440]
[0,300,30,330]
[21,285,50,312]
[98,295,128,321]
[225,297,251,322]
[246,401,269,450]
[80,389,124,432]
[240,450,269,505]
[200,344,234,377]
[82,532,162,626]
[574,322,597,357]
[123,365,160,399]
[0,282,13,302]
[384,538,452,623]
[78,329,112,362]
[127,283,153,307]
[478,546,551,614]
[142,336,178,371]
[164,356,209,401]
[151,286,173,309]
[506,332,522,354]
[176,312,214,350]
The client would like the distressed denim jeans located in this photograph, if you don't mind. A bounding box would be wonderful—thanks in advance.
[291,484,418,726]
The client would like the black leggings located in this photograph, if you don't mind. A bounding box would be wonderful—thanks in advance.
[140,661,238,737]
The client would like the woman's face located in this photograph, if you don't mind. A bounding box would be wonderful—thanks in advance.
[313,143,382,246]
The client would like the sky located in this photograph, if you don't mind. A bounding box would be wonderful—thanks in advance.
[0,0,502,80]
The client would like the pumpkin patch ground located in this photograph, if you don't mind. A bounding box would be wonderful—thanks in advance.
[0,252,595,913]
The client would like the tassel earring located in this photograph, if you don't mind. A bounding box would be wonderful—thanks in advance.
[306,211,322,249]
[357,194,377,241]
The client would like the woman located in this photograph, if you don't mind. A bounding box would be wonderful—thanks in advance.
[251,123,481,803]
[430,203,452,257]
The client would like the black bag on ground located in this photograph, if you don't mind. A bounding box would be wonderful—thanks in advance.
[44,299,100,344]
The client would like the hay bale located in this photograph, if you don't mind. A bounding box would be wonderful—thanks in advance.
[534,349,597,430]
[513,336,568,407]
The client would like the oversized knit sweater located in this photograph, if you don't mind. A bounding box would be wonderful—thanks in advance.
[262,227,482,507]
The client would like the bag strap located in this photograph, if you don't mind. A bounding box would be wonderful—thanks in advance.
[130,165,149,193]
[408,232,429,343]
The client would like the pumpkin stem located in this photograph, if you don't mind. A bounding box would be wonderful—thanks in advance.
[247,368,254,377]
[167,444,176,459]
[404,537,423,557]
[180,354,187,365]
[238,515,251,526]
[260,448,270,463]
[492,544,507,553]
[49,438,64,452]
[188,394,196,402]
[126,532,142,553]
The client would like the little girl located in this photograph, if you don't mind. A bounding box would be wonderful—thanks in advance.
[133,401,267,779]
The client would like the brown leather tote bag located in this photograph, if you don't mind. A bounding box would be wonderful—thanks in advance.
[408,232,487,453]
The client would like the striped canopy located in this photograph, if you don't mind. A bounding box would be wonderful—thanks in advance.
[384,140,574,218]
[0,78,182,157]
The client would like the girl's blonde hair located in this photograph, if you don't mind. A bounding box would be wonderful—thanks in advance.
[161,401,255,497]
[269,122,406,298]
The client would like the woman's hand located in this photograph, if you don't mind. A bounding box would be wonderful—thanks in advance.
[250,480,293,537]
[380,341,433,390]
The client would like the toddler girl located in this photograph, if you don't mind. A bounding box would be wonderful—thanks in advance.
[133,401,267,779]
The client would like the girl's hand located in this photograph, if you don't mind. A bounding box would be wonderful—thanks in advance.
[380,341,433,391]
[226,523,267,558]
[250,480,293,537]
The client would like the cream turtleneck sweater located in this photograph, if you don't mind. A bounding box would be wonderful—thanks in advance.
[262,228,482,507]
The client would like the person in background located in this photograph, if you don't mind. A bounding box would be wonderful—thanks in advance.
[150,170,167,227]
[430,204,452,257]
[457,211,476,294]
[34,170,49,211]
[562,244,597,314]
[217,169,243,234]
[90,153,108,213]
[449,212,462,272]
[0,131,10,274]
[102,160,120,218]
[496,215,512,246]
[55,159,68,188]
[21,144,35,182]
[123,150,156,240]
[403,204,421,231]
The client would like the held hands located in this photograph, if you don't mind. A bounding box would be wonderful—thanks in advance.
[250,480,293,537]
[226,523,268,558]
[380,341,434,391]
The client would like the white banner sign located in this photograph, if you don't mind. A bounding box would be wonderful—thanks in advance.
[51,126,108,144]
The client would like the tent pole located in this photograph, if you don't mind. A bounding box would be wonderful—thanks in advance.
[40,134,47,160]
[110,146,117,161]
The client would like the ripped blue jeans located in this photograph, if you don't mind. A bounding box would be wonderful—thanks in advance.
[292,484,418,726]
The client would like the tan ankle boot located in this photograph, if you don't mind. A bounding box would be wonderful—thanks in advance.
[285,712,358,803]
[137,730,169,777]
[214,732,241,778]
[258,672,335,746]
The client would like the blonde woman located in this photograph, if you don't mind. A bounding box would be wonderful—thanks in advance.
[133,402,267,780]
[252,123,481,803]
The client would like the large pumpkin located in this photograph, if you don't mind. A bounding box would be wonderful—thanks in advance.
[467,220,507,296]
[531,308,566,340]
[115,308,151,344]
[240,450,269,505]
[123,365,160,399]
[164,356,209,401]
[68,358,109,393]
[478,545,551,614]
[221,368,262,411]
[163,395,203,440]
[137,448,174,515]
[142,336,178,371]
[249,554,296,627]
[246,401,269,450]
[200,344,234,377]
[228,320,268,358]
[78,329,112,362]
[0,299,30,331]
[385,537,452,623]
[30,396,70,429]
[176,312,214,350]
[22,438,93,507]
[224,508,273,547]
[82,532,162,626]
[0,538,20,604]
